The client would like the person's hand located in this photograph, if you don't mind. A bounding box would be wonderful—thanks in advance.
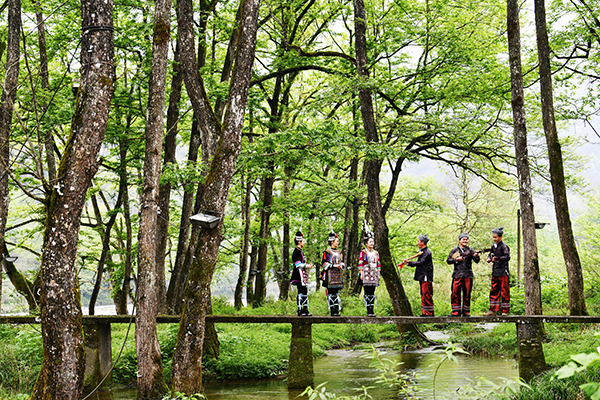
[473,252,479,257]
[334,264,341,269]
[487,258,492,263]
[456,256,463,261]
[492,256,499,262]
[403,259,408,264]
[307,263,313,269]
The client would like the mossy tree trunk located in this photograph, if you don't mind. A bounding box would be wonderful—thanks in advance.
[135,0,172,396]
[171,0,261,393]
[30,0,114,397]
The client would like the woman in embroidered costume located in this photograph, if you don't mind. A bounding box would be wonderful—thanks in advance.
[290,230,312,316]
[358,222,381,317]
[321,230,344,316]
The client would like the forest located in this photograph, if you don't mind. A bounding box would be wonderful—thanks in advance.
[1,0,600,398]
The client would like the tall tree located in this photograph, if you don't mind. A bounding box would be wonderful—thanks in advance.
[508,0,547,379]
[171,0,261,393]
[135,0,172,395]
[534,0,587,316]
[30,0,114,397]
[0,0,21,314]
[352,0,415,331]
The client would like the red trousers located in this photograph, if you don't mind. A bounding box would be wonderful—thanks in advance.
[451,277,472,316]
[489,275,510,314]
[420,281,434,316]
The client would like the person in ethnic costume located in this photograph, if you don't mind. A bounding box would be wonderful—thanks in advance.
[403,234,434,316]
[446,232,480,317]
[483,227,511,316]
[358,222,381,317]
[321,230,344,316]
[291,230,313,316]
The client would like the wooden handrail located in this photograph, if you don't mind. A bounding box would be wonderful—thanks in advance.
[2,314,600,325]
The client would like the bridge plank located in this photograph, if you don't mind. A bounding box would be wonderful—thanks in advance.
[2,314,600,325]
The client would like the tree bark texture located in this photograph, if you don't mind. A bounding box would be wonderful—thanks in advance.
[0,0,21,314]
[353,0,413,334]
[533,0,587,316]
[135,0,171,396]
[171,0,261,392]
[507,0,543,317]
[30,1,114,397]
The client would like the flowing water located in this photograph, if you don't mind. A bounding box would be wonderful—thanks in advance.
[99,341,518,400]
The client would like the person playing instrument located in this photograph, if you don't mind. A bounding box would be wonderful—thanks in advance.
[291,230,313,316]
[358,223,380,317]
[403,234,434,316]
[483,227,511,316]
[321,230,344,316]
[447,232,480,317]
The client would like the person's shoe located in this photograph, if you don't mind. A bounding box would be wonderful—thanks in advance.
[483,310,496,317]
[501,312,509,316]
[301,311,312,316]
[462,313,470,317]
[448,313,460,317]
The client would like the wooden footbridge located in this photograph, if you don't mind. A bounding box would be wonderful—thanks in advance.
[2,314,599,391]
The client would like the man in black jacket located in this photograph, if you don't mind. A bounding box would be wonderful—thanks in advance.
[447,233,480,316]
[404,234,434,316]
[483,227,511,316]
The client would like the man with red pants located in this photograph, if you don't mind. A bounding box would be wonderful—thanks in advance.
[483,227,511,316]
[403,234,434,316]
[447,233,480,317]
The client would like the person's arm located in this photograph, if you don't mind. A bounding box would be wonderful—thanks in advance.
[447,249,459,264]
[322,251,332,270]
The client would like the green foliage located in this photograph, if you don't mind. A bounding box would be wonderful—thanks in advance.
[0,325,43,396]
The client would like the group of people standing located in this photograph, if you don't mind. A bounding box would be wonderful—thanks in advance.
[290,224,511,318]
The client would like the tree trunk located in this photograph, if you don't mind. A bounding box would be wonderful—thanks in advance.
[253,174,274,307]
[533,0,587,316]
[507,0,547,379]
[88,191,123,315]
[116,136,134,315]
[246,244,258,303]
[508,0,543,317]
[135,0,171,395]
[353,0,413,334]
[166,119,201,314]
[0,0,21,315]
[235,172,252,309]
[156,39,183,316]
[280,166,292,301]
[171,0,260,393]
[30,1,114,397]
[32,1,57,186]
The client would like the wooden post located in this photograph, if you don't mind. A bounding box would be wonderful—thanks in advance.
[516,321,547,381]
[287,322,314,389]
[83,323,112,394]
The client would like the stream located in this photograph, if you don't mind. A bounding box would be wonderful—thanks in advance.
[98,333,518,400]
